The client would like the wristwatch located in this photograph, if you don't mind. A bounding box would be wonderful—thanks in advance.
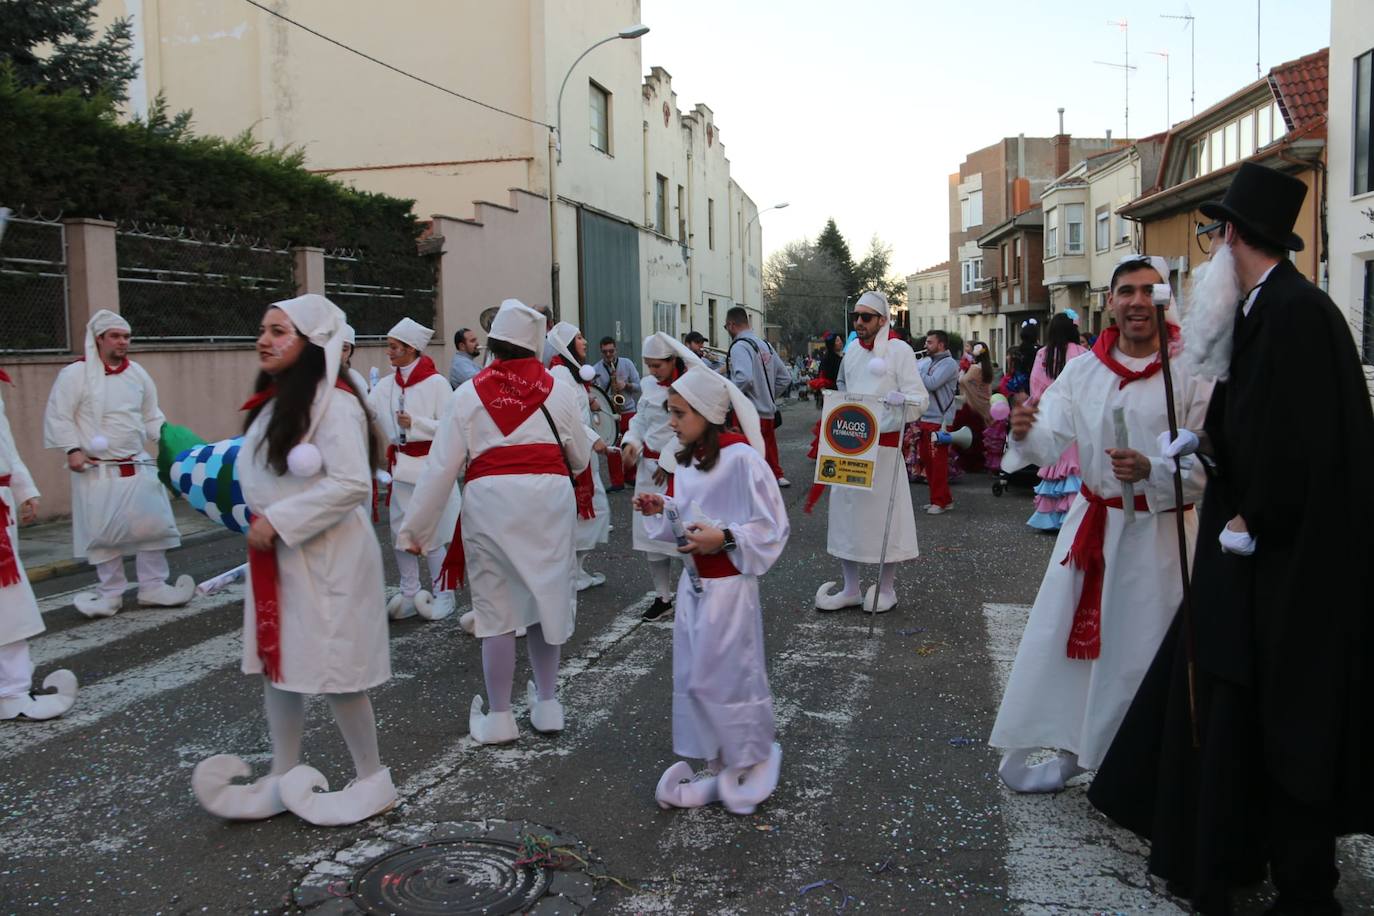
[721,528,737,553]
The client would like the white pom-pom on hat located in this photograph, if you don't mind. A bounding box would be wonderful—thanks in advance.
[578,364,596,383]
[374,469,393,486]
[867,357,887,376]
[286,443,323,477]
[90,434,109,452]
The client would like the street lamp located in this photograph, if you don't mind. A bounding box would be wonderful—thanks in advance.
[547,24,650,319]
[740,202,789,322]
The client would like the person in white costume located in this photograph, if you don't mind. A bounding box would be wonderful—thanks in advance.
[398,300,590,745]
[634,363,789,815]
[43,310,194,618]
[0,374,79,721]
[341,324,370,396]
[620,332,701,622]
[988,256,1212,792]
[191,295,396,826]
[814,291,930,614]
[367,317,461,621]
[545,321,611,591]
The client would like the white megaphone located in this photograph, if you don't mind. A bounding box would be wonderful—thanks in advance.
[935,427,974,449]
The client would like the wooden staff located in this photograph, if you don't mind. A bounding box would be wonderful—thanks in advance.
[1152,286,1200,748]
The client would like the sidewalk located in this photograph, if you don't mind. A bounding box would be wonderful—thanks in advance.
[20,500,229,583]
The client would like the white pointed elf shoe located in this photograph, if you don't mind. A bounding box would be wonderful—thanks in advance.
[73,592,121,618]
[419,590,455,621]
[191,754,286,820]
[459,610,477,635]
[386,592,417,621]
[278,765,397,826]
[138,575,195,608]
[410,589,436,619]
[0,670,78,721]
[862,584,898,614]
[468,694,518,745]
[525,681,564,734]
[655,761,722,809]
[814,581,862,612]
[997,748,1085,794]
[719,742,783,815]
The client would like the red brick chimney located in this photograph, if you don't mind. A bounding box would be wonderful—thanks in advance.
[1053,106,1070,178]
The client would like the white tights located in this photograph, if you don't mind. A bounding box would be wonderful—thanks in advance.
[481,624,561,712]
[262,680,382,780]
[648,556,673,599]
[840,560,898,597]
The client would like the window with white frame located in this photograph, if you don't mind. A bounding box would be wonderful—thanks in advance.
[1357,49,1374,196]
[960,189,984,231]
[589,81,610,153]
[1045,207,1058,257]
[655,174,668,234]
[1363,259,1373,364]
[654,300,675,335]
[1095,209,1111,252]
[1116,210,1130,245]
[1013,237,1022,279]
[960,257,984,293]
[1065,204,1085,254]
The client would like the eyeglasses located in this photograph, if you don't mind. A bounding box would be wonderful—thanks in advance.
[851,312,879,323]
[1196,220,1224,254]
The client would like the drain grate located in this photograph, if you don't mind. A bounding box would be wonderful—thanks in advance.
[352,838,549,915]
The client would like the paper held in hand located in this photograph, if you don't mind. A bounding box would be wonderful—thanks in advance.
[813,390,887,491]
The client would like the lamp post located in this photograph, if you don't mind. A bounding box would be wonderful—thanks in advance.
[547,24,649,321]
[741,202,788,324]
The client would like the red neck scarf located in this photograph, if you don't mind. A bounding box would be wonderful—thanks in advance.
[473,358,555,436]
[395,354,439,389]
[1090,325,1179,389]
[656,364,682,388]
[76,356,129,375]
[239,377,355,413]
[857,328,899,351]
[0,369,10,385]
[550,354,586,385]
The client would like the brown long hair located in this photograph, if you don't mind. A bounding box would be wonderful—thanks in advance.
[674,420,725,473]
[244,340,381,475]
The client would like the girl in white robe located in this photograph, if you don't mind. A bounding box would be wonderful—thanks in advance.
[545,322,610,591]
[620,332,701,622]
[192,295,396,827]
[0,377,78,721]
[634,363,789,815]
[399,300,590,746]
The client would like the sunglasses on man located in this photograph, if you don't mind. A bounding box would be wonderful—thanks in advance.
[851,312,879,323]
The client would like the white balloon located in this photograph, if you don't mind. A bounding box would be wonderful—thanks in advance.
[578,364,596,382]
[867,357,887,376]
[286,443,323,477]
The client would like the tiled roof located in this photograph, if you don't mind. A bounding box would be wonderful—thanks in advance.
[1269,48,1328,131]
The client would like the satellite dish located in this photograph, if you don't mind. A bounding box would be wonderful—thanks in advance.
[478,306,500,332]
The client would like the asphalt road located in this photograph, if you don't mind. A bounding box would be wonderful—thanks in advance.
[4,417,1371,914]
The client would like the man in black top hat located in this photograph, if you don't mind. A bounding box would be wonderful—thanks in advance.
[1088,162,1374,914]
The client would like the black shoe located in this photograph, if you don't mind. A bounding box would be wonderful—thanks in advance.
[642,596,675,621]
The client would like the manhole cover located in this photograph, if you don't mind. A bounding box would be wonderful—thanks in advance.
[351,838,550,915]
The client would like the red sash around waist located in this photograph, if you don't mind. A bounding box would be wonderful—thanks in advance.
[386,439,432,469]
[694,551,740,578]
[804,430,901,514]
[435,443,571,591]
[642,447,661,461]
[878,431,900,448]
[0,474,18,587]
[89,456,138,478]
[1060,483,1192,661]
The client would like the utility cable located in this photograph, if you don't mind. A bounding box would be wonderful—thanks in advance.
[240,0,552,130]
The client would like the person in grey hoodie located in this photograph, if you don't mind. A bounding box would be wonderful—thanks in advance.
[915,330,960,513]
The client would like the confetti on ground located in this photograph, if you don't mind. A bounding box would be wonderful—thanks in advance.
[916,642,941,656]
[947,736,976,747]
[798,878,856,913]
[895,627,927,636]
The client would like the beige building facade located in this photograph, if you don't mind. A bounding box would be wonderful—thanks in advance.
[95,0,761,361]
[904,262,951,338]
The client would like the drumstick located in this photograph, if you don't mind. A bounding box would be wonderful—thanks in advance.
[1113,407,1135,523]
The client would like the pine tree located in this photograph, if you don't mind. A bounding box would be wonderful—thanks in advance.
[0,0,139,102]
[815,218,858,300]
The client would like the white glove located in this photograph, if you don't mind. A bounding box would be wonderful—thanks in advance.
[883,390,907,407]
[1156,428,1200,458]
[1218,526,1257,556]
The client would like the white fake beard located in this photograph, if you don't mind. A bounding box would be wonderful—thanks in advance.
[1179,241,1241,381]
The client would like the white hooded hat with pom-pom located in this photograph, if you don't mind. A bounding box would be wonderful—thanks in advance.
[850,291,893,372]
[270,294,349,476]
[546,321,597,382]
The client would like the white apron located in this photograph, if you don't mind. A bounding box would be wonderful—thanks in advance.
[644,442,789,767]
[988,351,1213,767]
[826,339,929,563]
[239,393,389,694]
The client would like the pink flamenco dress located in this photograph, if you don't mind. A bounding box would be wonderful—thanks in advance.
[1025,343,1087,531]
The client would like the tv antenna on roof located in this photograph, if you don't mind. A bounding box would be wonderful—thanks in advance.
[1161,9,1196,118]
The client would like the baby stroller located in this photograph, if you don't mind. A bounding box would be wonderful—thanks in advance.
[987,362,1039,497]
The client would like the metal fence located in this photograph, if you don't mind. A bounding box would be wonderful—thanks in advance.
[325,249,436,338]
[115,225,296,343]
[0,218,69,353]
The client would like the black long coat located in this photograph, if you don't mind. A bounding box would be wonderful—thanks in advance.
[1088,259,1374,907]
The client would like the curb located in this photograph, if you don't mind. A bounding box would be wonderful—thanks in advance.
[22,525,235,585]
